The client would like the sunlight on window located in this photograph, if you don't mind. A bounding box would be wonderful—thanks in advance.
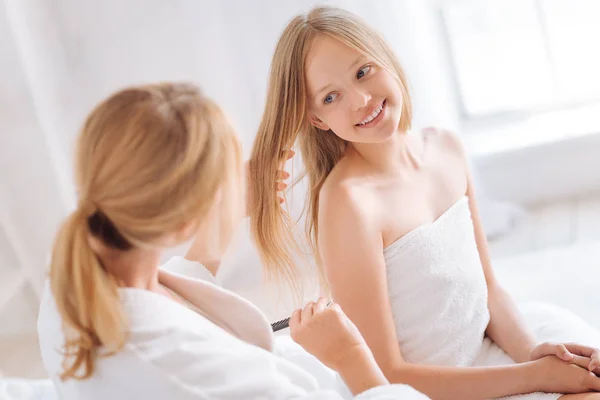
[443,0,600,118]
[464,101,600,155]
[541,0,600,100]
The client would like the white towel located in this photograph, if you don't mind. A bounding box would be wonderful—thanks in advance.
[381,196,600,399]
[383,197,490,367]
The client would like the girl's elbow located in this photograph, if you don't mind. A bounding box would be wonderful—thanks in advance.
[381,358,412,383]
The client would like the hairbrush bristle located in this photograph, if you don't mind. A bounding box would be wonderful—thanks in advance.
[271,317,290,332]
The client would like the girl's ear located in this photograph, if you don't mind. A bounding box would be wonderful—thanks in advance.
[308,113,330,131]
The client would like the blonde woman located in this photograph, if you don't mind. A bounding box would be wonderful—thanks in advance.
[248,6,600,400]
[37,83,428,399]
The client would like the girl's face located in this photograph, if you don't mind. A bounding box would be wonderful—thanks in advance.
[305,35,404,144]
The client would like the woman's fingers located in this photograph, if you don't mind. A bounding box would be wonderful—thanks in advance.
[275,150,293,202]
[282,149,295,160]
[314,297,329,314]
[277,170,290,180]
[290,309,302,329]
[301,301,315,323]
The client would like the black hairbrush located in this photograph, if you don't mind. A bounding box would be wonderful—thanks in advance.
[271,316,291,332]
[270,301,332,332]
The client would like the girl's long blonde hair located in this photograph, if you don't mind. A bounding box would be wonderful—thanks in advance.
[249,6,412,296]
[50,83,242,380]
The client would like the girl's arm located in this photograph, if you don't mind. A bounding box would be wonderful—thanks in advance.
[318,184,536,399]
[461,144,600,372]
[464,167,538,363]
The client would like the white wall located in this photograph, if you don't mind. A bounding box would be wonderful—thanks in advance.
[4,0,575,331]
[0,2,67,295]
[476,132,600,205]
[0,0,469,326]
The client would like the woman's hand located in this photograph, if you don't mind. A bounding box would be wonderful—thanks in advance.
[531,355,600,393]
[289,297,368,371]
[530,342,600,375]
[244,150,294,217]
[289,297,389,396]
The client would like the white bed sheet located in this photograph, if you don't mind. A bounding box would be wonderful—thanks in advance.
[4,240,599,399]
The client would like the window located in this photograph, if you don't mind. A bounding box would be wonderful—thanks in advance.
[442,0,600,118]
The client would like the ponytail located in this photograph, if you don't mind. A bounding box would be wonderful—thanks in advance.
[49,208,126,380]
[48,82,241,380]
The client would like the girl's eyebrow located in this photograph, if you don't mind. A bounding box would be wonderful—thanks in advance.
[347,55,366,71]
[313,55,366,101]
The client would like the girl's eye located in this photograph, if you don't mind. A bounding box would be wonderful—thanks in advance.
[357,65,371,79]
[324,93,338,104]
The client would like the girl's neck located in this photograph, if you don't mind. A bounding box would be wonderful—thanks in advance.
[348,130,420,173]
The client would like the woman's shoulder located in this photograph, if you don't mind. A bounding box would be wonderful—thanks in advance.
[37,278,221,360]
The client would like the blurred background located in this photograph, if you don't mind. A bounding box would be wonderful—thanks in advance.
[1,0,599,381]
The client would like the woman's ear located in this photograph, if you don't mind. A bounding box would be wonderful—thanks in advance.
[308,113,330,131]
[176,221,199,243]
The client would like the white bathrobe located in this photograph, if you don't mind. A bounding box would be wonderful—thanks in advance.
[37,257,428,400]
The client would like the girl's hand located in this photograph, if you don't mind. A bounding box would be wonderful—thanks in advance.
[530,342,600,374]
[532,355,600,393]
[244,150,294,216]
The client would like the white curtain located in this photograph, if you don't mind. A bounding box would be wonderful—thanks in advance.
[0,0,520,325]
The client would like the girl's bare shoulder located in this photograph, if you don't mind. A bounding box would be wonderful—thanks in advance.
[420,126,466,159]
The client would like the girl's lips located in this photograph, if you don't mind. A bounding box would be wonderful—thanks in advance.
[356,100,386,129]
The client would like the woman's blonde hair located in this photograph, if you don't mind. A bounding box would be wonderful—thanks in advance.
[249,6,412,295]
[50,82,242,380]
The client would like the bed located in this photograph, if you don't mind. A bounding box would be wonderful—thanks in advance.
[2,240,599,399]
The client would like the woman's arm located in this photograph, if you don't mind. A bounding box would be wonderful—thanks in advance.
[186,156,293,276]
[317,184,548,400]
[145,328,428,400]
